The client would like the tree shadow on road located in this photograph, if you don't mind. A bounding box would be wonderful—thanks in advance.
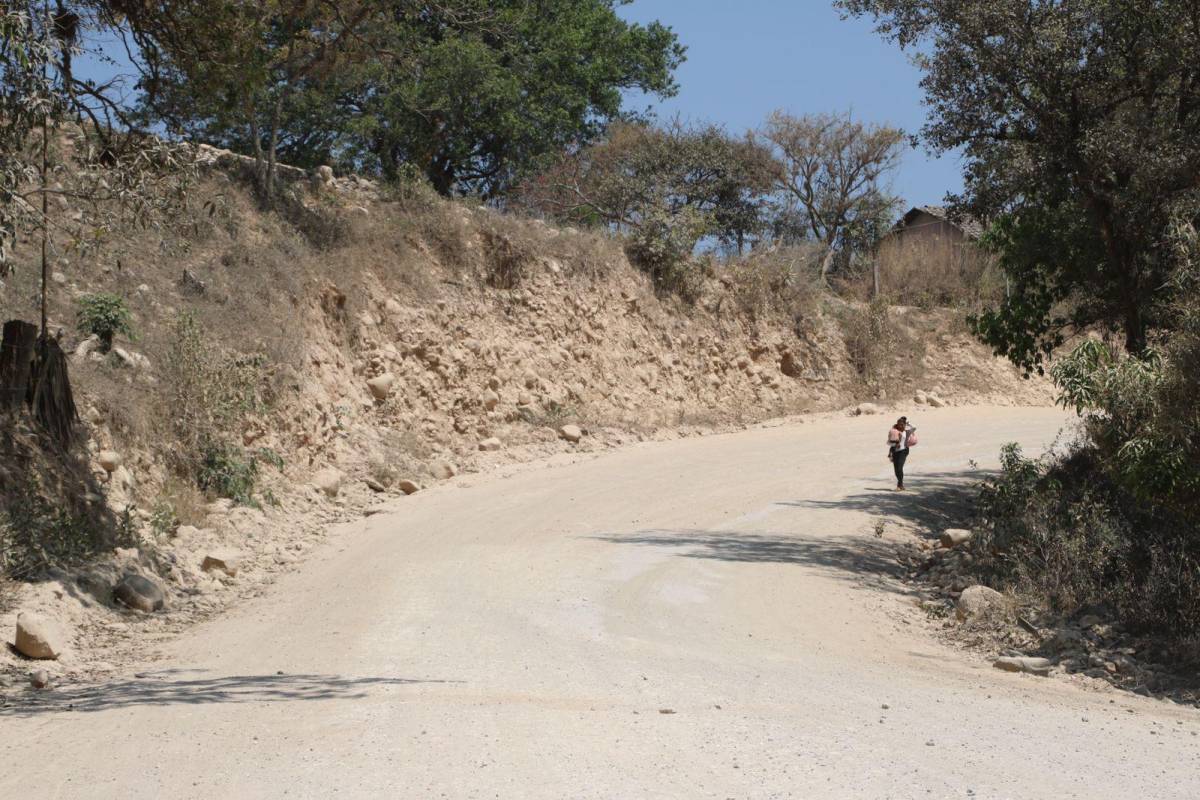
[591,470,992,593]
[0,668,459,718]
[778,470,991,540]
[592,529,909,594]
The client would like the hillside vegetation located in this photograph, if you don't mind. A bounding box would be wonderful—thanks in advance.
[842,0,1200,657]
[0,149,1047,582]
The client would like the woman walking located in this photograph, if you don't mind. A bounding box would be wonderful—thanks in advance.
[887,416,916,490]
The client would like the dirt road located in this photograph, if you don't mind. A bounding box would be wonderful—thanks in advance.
[3,406,1198,798]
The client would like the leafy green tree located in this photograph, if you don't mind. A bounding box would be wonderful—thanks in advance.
[136,0,685,198]
[838,0,1200,365]
[1052,222,1200,514]
[127,0,383,198]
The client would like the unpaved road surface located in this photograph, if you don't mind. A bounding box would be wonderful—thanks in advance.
[3,406,1198,798]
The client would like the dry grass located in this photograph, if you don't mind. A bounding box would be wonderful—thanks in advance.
[719,245,825,335]
[874,235,1003,310]
[838,298,929,395]
[156,476,209,528]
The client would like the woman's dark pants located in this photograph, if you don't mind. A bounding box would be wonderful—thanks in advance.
[892,448,908,487]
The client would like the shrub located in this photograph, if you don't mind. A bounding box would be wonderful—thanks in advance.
[722,245,824,331]
[840,297,896,390]
[971,252,1200,641]
[517,399,577,429]
[196,442,281,506]
[480,224,534,290]
[972,443,1200,639]
[76,293,134,351]
[164,315,267,453]
[148,499,180,540]
[625,207,709,297]
[161,314,272,497]
[196,440,260,505]
[0,474,134,578]
[973,445,1127,610]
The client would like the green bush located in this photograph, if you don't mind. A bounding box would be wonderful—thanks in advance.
[973,443,1200,639]
[195,442,283,507]
[972,251,1200,641]
[625,207,709,298]
[973,446,1128,611]
[148,499,180,540]
[76,293,134,351]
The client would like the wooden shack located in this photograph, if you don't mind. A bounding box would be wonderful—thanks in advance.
[875,206,991,300]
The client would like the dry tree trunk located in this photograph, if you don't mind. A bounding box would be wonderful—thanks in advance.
[0,320,39,414]
[29,335,77,448]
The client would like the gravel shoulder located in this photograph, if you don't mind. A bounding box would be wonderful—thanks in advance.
[2,405,1198,799]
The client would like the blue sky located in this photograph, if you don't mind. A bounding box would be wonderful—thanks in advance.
[617,1,963,208]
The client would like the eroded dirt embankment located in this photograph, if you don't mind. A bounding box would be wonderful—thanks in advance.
[0,164,1051,682]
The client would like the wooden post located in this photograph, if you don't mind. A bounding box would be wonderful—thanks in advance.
[29,335,78,446]
[0,320,39,413]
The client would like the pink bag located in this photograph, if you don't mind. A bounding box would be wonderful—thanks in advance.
[907,430,919,447]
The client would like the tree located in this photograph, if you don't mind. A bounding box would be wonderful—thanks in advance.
[126,0,384,199]
[356,0,685,197]
[520,120,777,280]
[1,2,195,443]
[135,0,685,198]
[757,111,904,282]
[838,0,1200,365]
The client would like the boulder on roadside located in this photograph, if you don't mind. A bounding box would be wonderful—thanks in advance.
[14,612,66,660]
[113,573,166,613]
[478,437,503,452]
[993,656,1053,676]
[558,424,583,443]
[481,389,500,411]
[854,403,881,416]
[30,669,51,689]
[955,586,1009,623]
[940,528,973,548]
[312,468,343,498]
[397,479,420,495]
[366,373,396,400]
[926,394,947,408]
[428,459,457,480]
[201,550,243,578]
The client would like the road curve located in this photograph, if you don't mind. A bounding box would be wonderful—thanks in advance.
[2,406,1198,799]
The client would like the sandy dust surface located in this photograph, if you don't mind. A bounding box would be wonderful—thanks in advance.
[2,406,1198,799]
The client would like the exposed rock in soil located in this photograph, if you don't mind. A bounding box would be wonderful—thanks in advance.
[14,613,66,660]
[956,586,1009,623]
[114,574,166,613]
